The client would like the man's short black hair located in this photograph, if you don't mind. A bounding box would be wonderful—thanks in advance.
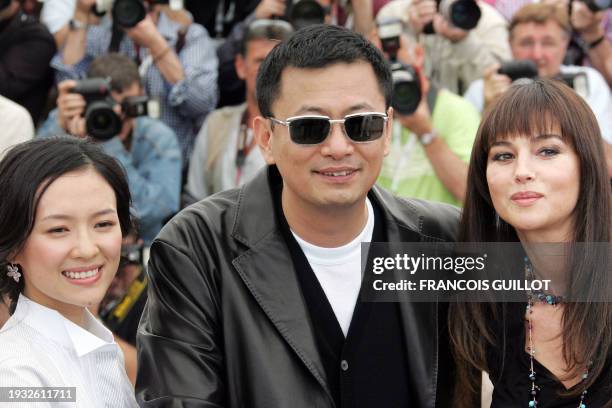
[256,24,393,118]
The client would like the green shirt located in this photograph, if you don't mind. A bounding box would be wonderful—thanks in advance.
[378,89,480,207]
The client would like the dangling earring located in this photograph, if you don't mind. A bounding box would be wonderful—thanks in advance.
[6,263,21,283]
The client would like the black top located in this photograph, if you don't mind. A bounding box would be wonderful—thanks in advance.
[273,180,412,407]
[0,10,56,123]
[488,303,612,407]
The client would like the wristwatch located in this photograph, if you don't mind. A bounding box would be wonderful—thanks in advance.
[69,18,87,31]
[418,129,439,146]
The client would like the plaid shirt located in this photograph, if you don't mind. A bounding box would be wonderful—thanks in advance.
[51,11,219,161]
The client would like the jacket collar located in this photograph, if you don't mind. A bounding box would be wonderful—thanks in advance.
[230,165,441,407]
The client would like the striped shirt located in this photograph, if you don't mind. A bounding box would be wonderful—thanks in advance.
[0,295,137,408]
[51,11,219,162]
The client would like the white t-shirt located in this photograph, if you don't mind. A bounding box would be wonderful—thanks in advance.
[292,198,375,336]
[0,295,138,407]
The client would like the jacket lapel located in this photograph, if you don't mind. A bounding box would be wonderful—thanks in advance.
[230,167,334,405]
[371,187,441,407]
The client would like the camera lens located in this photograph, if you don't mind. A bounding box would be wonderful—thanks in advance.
[391,65,422,115]
[448,0,481,30]
[85,102,122,141]
[290,0,326,29]
[112,0,147,28]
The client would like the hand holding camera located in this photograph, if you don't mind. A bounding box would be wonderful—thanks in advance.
[57,80,89,138]
[408,0,438,34]
[57,78,153,141]
[125,12,166,50]
[570,0,606,43]
[483,63,512,109]
[255,0,286,19]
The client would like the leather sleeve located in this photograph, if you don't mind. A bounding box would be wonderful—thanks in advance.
[136,239,226,407]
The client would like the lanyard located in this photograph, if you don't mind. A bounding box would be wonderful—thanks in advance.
[235,111,256,185]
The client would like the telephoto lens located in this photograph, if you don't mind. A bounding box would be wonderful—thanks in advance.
[377,17,423,115]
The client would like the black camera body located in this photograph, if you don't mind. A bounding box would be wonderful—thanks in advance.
[284,0,327,29]
[0,0,11,12]
[498,60,538,82]
[423,0,481,34]
[70,78,153,140]
[71,78,122,141]
[378,18,423,115]
[498,60,589,97]
[93,0,175,28]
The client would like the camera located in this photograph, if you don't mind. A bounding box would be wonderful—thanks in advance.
[378,18,423,115]
[284,0,327,29]
[423,0,481,34]
[93,0,182,28]
[70,78,121,140]
[121,241,144,265]
[578,0,611,12]
[70,78,155,140]
[498,60,538,82]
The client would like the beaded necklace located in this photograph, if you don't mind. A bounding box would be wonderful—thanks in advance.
[524,257,589,408]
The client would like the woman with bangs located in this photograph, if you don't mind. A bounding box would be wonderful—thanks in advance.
[450,78,612,407]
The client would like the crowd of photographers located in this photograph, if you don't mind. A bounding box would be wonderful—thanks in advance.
[0,0,611,377]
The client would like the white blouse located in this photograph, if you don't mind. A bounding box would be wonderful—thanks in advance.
[0,294,138,407]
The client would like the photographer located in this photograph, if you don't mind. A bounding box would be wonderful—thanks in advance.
[371,25,480,205]
[377,0,511,94]
[38,53,182,244]
[216,0,377,106]
[463,3,612,142]
[569,0,612,86]
[49,0,218,163]
[0,0,55,124]
[0,95,34,160]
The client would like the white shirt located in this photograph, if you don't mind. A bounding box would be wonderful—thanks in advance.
[40,0,74,34]
[0,295,138,408]
[463,65,612,143]
[0,96,34,160]
[292,198,375,336]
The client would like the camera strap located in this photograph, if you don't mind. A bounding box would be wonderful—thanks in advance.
[109,21,124,53]
[426,84,438,114]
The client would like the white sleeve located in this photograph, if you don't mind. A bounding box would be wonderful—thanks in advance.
[583,67,612,143]
[463,79,485,113]
[40,0,76,34]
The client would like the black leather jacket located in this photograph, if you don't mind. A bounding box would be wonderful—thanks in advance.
[136,166,460,408]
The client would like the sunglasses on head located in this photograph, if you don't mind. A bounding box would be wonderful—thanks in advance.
[269,112,388,145]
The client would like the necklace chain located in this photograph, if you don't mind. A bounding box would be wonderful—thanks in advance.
[524,257,588,408]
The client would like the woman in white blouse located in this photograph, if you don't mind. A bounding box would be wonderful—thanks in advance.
[0,138,138,407]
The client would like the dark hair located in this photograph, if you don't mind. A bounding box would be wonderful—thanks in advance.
[256,24,393,117]
[88,53,141,92]
[239,19,294,56]
[0,137,132,313]
[450,78,612,407]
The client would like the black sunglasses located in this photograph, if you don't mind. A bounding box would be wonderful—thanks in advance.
[269,112,388,145]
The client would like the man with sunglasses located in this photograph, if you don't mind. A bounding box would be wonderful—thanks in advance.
[137,24,458,408]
